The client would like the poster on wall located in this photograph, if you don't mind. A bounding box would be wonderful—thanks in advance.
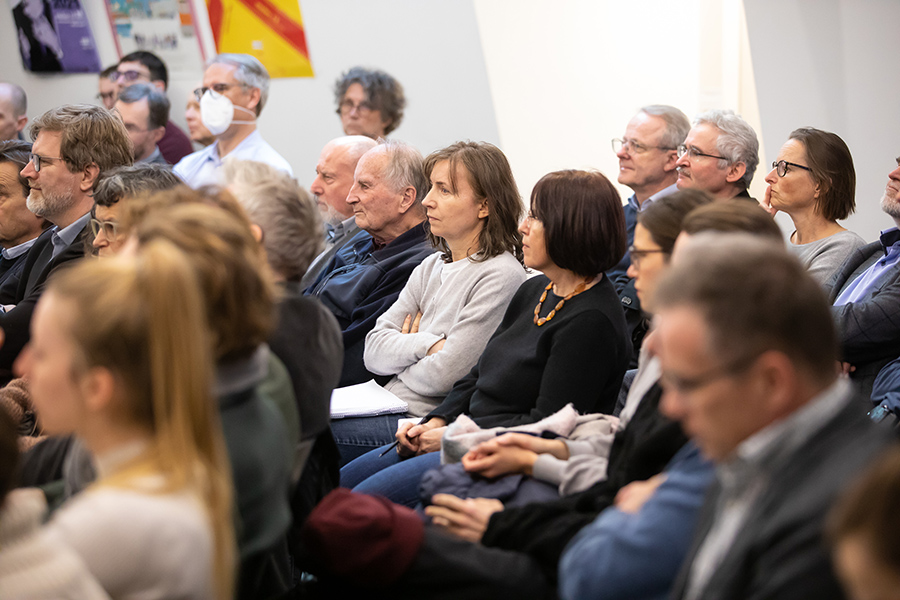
[206,0,314,79]
[10,0,102,73]
[104,0,206,78]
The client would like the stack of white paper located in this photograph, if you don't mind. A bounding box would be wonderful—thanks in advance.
[330,379,409,419]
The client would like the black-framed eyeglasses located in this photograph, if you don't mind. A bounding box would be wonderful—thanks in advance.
[192,83,248,101]
[660,352,761,395]
[338,99,374,115]
[90,218,119,240]
[28,153,64,172]
[677,144,728,161]
[628,245,668,268]
[612,138,675,155]
[110,69,148,83]
[772,160,812,178]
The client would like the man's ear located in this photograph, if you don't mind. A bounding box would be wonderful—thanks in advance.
[150,125,166,145]
[16,115,27,134]
[245,87,261,114]
[398,186,418,213]
[151,80,166,93]
[725,162,747,184]
[662,150,679,173]
[80,163,101,193]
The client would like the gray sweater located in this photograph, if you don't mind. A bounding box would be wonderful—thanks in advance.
[789,229,866,285]
[364,251,526,417]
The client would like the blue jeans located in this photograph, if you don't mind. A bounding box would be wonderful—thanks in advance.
[340,445,442,508]
[331,414,403,467]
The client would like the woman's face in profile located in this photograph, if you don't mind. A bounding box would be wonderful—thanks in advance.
[519,211,550,272]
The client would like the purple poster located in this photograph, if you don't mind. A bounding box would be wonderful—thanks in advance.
[10,0,101,73]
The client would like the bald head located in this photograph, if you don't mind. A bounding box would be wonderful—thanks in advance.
[0,83,27,142]
[310,135,377,225]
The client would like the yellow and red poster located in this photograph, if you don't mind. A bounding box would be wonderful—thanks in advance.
[206,0,313,78]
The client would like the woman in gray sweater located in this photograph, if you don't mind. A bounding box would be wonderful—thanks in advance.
[762,127,865,284]
[332,141,527,463]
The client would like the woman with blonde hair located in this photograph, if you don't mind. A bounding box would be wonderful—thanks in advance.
[17,242,235,599]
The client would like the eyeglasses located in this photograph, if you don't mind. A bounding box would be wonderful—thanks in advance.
[660,352,761,395]
[677,145,728,162]
[628,245,668,268]
[339,99,374,115]
[771,160,812,178]
[28,153,64,172]
[612,138,675,155]
[90,218,119,240]
[523,211,541,226]
[192,83,248,101]
[110,70,148,83]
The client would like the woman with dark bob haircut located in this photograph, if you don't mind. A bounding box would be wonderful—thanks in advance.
[332,141,528,464]
[763,127,865,284]
[341,169,631,507]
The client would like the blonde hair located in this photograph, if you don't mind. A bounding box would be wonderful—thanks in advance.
[47,241,235,599]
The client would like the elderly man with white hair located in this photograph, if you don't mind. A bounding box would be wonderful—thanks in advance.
[674,109,760,201]
[174,53,291,187]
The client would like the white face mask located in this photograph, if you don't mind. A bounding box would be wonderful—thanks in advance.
[200,90,256,136]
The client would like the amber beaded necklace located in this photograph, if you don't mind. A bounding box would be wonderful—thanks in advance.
[533,276,594,326]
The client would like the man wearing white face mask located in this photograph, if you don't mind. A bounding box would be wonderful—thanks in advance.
[173,54,292,187]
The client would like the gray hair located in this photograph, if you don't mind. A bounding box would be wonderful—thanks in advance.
[116,83,170,130]
[333,67,406,135]
[223,159,323,281]
[93,163,181,207]
[329,135,378,165]
[372,139,427,203]
[694,109,760,189]
[640,105,690,150]
[0,83,26,117]
[208,54,270,116]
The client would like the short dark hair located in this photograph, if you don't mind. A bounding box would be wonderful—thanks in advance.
[120,51,168,88]
[0,406,17,504]
[530,170,627,277]
[117,82,170,130]
[788,127,856,222]
[682,200,784,243]
[100,64,118,80]
[655,233,838,383]
[94,164,181,207]
[423,141,524,265]
[828,447,900,572]
[334,67,406,135]
[638,189,713,254]
[0,139,32,198]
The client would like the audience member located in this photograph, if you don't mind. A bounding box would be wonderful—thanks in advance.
[175,54,292,187]
[17,242,235,599]
[334,67,406,139]
[134,199,293,600]
[0,105,132,382]
[828,447,900,600]
[607,105,689,293]
[828,157,900,395]
[90,163,181,256]
[301,135,378,288]
[112,51,193,163]
[96,65,117,110]
[0,83,28,141]
[763,127,864,284]
[0,406,109,599]
[305,140,433,386]
[675,109,760,201]
[654,234,892,599]
[0,140,47,303]
[333,141,527,464]
[114,83,170,165]
[342,169,630,507]
[679,198,786,242]
[185,85,214,147]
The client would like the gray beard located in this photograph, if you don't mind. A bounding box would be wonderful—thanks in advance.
[27,188,72,221]
[881,191,900,221]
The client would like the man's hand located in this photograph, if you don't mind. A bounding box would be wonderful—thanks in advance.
[424,494,504,543]
[614,474,667,514]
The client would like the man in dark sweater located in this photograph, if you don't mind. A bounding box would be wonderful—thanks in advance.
[305,139,432,387]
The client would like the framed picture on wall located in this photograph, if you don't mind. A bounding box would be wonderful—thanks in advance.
[10,0,101,73]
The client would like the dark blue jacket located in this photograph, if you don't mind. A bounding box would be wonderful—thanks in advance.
[305,222,433,387]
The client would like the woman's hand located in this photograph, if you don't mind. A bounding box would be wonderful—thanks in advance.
[427,338,446,356]
[760,185,778,216]
[396,417,447,458]
[424,494,504,543]
[401,311,423,334]
[461,433,569,478]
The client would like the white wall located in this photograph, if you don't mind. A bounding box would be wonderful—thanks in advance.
[744,0,900,241]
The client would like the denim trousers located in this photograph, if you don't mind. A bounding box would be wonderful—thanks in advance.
[331,414,404,467]
[340,446,443,508]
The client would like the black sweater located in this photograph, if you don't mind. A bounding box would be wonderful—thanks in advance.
[427,274,630,428]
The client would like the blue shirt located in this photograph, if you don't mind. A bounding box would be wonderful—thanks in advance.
[173,130,293,188]
[834,228,900,305]
[50,212,91,259]
[1,235,38,260]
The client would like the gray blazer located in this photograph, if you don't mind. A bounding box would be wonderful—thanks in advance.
[670,394,893,600]
[824,240,900,396]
